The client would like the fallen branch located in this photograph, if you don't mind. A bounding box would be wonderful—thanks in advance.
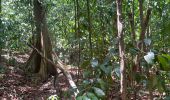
[27,43,79,97]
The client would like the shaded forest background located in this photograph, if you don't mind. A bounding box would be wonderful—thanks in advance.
[0,0,170,99]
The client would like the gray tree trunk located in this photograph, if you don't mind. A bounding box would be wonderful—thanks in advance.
[116,0,126,99]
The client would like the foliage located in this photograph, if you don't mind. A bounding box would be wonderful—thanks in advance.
[1,0,170,99]
[47,95,59,100]
[0,64,6,74]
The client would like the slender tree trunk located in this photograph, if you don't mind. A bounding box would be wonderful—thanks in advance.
[136,0,151,72]
[132,0,151,75]
[128,0,137,99]
[138,0,151,50]
[0,0,2,63]
[74,0,81,82]
[116,0,126,99]
[137,1,152,99]
[128,0,136,46]
[76,0,80,66]
[87,0,93,58]
[74,0,77,39]
[99,0,105,54]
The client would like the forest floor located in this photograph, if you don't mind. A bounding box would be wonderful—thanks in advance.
[0,52,78,100]
[0,51,165,100]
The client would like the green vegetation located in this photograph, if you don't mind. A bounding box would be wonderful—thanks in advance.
[0,0,170,99]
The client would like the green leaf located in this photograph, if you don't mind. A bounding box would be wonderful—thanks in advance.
[157,54,170,71]
[103,56,110,65]
[86,92,96,97]
[100,64,112,75]
[97,78,106,90]
[113,67,120,78]
[76,96,83,100]
[83,80,90,86]
[93,87,105,97]
[165,96,170,100]
[86,92,98,100]
[129,48,139,55]
[82,96,91,100]
[108,48,118,56]
[83,70,91,78]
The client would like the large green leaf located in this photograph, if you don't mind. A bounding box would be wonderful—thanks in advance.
[83,70,92,78]
[157,75,166,92]
[113,64,120,78]
[93,87,105,97]
[129,48,140,55]
[99,64,112,75]
[157,54,170,71]
[165,96,170,100]
[97,78,106,89]
[76,96,83,100]
[82,80,90,86]
[86,92,98,100]
[82,96,91,100]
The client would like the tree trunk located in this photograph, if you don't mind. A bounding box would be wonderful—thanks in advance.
[75,0,81,81]
[116,0,126,99]
[0,0,2,63]
[128,0,136,46]
[138,0,151,50]
[128,1,137,99]
[99,1,105,55]
[87,0,93,58]
[26,0,57,81]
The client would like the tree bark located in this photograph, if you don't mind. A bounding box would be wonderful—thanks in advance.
[0,0,2,63]
[128,1,137,99]
[138,0,151,50]
[28,43,79,97]
[99,1,106,54]
[76,0,81,81]
[87,0,93,58]
[128,0,136,46]
[116,0,126,99]
[26,0,57,81]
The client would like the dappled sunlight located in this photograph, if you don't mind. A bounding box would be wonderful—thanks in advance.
[0,0,170,99]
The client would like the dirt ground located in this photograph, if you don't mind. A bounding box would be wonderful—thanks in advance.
[0,53,74,100]
[0,52,164,100]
